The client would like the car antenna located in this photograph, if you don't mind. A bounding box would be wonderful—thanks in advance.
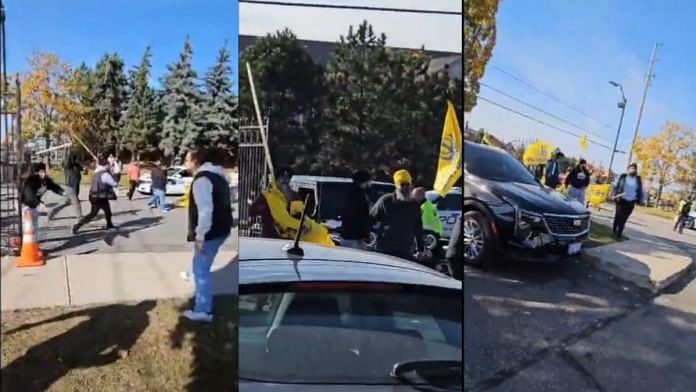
[283,194,310,258]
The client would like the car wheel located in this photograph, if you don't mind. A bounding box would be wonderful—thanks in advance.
[463,211,494,267]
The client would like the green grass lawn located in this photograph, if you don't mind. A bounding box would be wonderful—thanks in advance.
[585,221,625,248]
[1,296,237,392]
[636,205,677,221]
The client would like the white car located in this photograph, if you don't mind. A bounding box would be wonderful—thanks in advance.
[687,210,696,230]
[137,166,194,196]
[425,187,462,243]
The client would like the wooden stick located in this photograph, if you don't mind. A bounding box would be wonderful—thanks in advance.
[246,62,275,183]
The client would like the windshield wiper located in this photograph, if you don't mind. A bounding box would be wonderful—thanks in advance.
[391,360,463,391]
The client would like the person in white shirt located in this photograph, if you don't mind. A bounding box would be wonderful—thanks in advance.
[72,157,118,233]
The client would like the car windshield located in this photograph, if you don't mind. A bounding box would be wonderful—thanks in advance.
[238,283,462,385]
[464,143,538,185]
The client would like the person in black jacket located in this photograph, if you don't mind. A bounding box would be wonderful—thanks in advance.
[20,162,66,242]
[181,146,232,323]
[564,159,591,204]
[447,215,463,280]
[370,169,424,261]
[340,170,371,250]
[49,154,83,220]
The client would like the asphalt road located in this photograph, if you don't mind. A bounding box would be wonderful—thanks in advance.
[34,186,238,257]
[465,207,696,392]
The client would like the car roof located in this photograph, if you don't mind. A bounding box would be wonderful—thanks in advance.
[239,237,461,290]
[290,175,393,187]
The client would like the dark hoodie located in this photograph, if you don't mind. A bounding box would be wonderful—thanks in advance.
[21,164,64,209]
[341,184,371,240]
[565,165,591,189]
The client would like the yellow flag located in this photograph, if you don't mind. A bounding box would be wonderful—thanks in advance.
[481,131,492,146]
[579,134,588,151]
[433,101,463,196]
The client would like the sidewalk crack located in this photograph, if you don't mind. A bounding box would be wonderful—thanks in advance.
[63,255,72,306]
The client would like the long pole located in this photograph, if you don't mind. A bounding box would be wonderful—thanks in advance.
[245,62,274,183]
[608,104,625,175]
[627,42,658,166]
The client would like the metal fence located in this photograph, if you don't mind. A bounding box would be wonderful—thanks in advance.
[237,122,268,237]
[1,80,23,256]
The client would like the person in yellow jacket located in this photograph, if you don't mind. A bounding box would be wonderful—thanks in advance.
[412,187,443,236]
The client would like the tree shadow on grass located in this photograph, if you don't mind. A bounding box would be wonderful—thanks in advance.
[169,254,238,392]
[1,301,156,392]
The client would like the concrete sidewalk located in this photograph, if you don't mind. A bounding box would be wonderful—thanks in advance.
[585,207,694,293]
[1,251,237,311]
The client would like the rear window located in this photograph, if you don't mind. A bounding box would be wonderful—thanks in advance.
[238,284,462,385]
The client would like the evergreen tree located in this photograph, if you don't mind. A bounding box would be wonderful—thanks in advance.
[201,45,239,157]
[316,21,391,177]
[239,29,325,171]
[122,47,160,159]
[93,53,128,155]
[160,38,204,160]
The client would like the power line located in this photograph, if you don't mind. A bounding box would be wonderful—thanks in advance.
[480,82,611,143]
[489,64,613,130]
[477,95,618,151]
[239,1,461,15]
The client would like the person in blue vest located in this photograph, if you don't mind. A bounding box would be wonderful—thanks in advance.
[610,163,645,239]
[545,149,565,188]
[182,146,233,323]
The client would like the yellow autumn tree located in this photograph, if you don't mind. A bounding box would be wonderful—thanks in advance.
[19,52,73,143]
[464,0,499,113]
[633,122,696,203]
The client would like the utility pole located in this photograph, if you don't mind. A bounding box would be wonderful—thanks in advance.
[627,42,659,166]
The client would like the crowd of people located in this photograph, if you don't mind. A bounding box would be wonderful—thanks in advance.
[18,147,234,323]
[249,165,464,281]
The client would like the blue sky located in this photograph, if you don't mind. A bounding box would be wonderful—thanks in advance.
[4,0,238,91]
[468,0,696,172]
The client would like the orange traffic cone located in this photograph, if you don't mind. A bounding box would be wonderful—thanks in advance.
[16,209,45,267]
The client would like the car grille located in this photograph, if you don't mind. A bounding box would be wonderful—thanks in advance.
[543,215,590,236]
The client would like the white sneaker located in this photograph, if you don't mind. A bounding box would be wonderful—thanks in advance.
[183,310,212,323]
[179,271,194,282]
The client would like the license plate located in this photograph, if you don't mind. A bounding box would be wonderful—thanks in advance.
[568,242,582,255]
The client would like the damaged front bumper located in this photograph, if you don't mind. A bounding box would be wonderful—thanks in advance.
[506,231,588,262]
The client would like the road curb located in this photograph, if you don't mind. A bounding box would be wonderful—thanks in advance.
[581,245,694,293]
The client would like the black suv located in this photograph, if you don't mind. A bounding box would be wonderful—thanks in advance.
[464,142,590,266]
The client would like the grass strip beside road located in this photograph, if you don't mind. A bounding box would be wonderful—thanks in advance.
[636,205,677,221]
[1,296,237,392]
[586,221,622,248]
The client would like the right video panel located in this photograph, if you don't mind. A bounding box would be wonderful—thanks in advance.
[465,0,696,391]
[237,0,463,389]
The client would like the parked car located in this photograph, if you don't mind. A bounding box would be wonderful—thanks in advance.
[425,187,462,248]
[289,175,395,243]
[463,141,590,267]
[137,166,193,196]
[686,210,696,230]
[238,237,462,391]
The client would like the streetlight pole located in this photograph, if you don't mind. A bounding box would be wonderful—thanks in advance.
[608,81,626,177]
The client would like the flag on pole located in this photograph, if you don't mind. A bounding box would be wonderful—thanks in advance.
[579,134,588,151]
[481,131,492,146]
[434,101,463,196]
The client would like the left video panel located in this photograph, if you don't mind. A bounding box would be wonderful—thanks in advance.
[0,0,239,391]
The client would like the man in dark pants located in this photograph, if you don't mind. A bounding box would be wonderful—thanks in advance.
[611,163,644,239]
[20,163,67,243]
[340,170,371,250]
[369,169,424,261]
[674,195,693,234]
[447,215,463,280]
[49,154,83,220]
[72,157,118,233]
